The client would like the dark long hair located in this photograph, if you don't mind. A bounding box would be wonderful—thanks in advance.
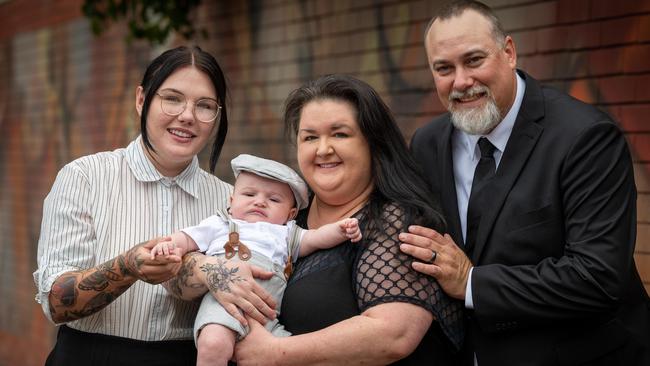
[139,45,228,172]
[284,74,445,231]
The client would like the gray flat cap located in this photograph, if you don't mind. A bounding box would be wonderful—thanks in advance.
[231,154,309,210]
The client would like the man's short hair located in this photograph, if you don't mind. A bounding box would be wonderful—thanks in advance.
[424,0,507,47]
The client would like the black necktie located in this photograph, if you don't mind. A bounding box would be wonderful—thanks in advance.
[465,137,496,254]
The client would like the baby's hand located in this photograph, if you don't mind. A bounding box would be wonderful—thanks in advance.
[341,218,362,243]
[150,237,181,260]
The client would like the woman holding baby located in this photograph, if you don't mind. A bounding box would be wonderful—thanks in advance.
[232,75,464,365]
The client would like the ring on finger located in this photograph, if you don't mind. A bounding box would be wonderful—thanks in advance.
[427,250,437,263]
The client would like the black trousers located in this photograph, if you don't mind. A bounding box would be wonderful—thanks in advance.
[45,325,197,366]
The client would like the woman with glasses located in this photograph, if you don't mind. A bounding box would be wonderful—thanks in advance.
[34,46,276,366]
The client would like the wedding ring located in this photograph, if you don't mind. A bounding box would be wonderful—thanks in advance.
[428,250,437,263]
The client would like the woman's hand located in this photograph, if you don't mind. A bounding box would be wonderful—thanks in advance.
[234,318,281,366]
[163,252,277,326]
[122,237,182,284]
[198,256,277,327]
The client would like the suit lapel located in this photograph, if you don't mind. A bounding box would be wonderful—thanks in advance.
[471,72,545,263]
[438,119,464,246]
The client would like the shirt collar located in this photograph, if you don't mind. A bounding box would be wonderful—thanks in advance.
[175,158,200,198]
[459,72,526,159]
[125,135,201,198]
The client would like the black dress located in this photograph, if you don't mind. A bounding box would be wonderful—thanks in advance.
[280,203,464,365]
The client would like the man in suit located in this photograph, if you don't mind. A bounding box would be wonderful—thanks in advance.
[399,1,650,365]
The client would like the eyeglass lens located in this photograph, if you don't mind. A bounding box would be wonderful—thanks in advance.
[158,90,220,122]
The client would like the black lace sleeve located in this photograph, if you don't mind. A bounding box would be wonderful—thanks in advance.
[354,202,464,350]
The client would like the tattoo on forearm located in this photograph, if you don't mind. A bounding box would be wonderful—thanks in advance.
[166,254,202,298]
[200,259,245,293]
[78,260,121,291]
[50,257,135,322]
[50,274,78,307]
[66,291,118,319]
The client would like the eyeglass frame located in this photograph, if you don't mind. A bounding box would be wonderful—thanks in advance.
[155,90,222,123]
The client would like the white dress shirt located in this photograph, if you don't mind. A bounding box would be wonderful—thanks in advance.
[452,73,526,309]
[34,136,232,340]
[183,215,304,266]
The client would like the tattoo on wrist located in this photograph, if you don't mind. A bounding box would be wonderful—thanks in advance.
[123,241,147,280]
[200,258,245,293]
[166,254,202,298]
[117,255,132,277]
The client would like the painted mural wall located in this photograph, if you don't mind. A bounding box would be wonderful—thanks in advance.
[0,0,648,364]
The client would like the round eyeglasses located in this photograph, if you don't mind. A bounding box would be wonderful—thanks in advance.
[156,90,222,123]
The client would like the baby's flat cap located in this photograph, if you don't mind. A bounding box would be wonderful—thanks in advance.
[231,154,309,210]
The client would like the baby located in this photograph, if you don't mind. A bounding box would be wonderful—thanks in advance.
[151,154,361,366]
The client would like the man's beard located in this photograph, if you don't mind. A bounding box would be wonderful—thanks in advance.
[448,86,502,135]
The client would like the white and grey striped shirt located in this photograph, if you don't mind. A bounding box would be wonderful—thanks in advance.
[33,136,232,340]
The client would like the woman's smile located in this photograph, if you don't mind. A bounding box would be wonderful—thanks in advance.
[316,161,341,169]
[167,127,196,141]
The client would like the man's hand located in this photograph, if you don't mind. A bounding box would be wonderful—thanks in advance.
[122,238,182,284]
[399,225,472,300]
[199,256,277,327]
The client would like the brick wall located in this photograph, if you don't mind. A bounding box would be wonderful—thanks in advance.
[1,0,648,364]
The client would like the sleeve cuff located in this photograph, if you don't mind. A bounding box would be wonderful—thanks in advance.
[465,266,475,309]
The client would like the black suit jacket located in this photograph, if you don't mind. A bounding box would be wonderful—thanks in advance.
[410,71,650,365]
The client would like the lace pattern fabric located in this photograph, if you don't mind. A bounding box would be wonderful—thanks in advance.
[289,202,464,350]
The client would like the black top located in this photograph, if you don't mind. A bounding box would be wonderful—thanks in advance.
[280,202,464,365]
